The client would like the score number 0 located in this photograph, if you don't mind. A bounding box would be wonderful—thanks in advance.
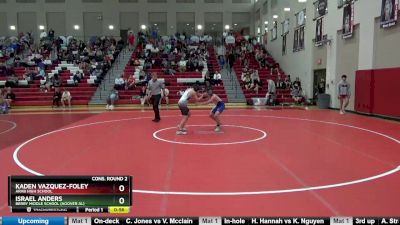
[118,184,126,205]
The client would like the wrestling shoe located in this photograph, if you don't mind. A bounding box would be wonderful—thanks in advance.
[176,130,188,135]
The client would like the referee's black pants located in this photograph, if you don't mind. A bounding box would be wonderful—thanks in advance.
[152,94,162,120]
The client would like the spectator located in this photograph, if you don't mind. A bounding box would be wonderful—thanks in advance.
[266,79,276,105]
[114,74,125,90]
[276,77,285,89]
[4,87,16,109]
[271,63,281,76]
[218,55,225,70]
[22,68,37,83]
[6,73,18,88]
[250,70,261,94]
[39,29,48,40]
[52,74,62,88]
[125,74,136,90]
[73,70,83,84]
[52,87,62,108]
[284,76,291,89]
[337,74,351,114]
[40,76,53,93]
[292,77,301,88]
[139,86,150,106]
[243,74,252,90]
[291,83,303,104]
[61,88,72,108]
[91,66,103,80]
[213,71,222,86]
[227,51,235,72]
[37,67,46,79]
[128,32,135,51]
[106,86,119,110]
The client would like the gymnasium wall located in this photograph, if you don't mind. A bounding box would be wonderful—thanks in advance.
[0,12,7,36]
[0,0,254,38]
[335,26,360,111]
[46,12,66,36]
[312,45,327,70]
[355,68,400,118]
[260,0,314,99]
[373,17,400,69]
[254,0,399,117]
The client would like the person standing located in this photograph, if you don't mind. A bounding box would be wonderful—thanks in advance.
[337,74,351,114]
[148,73,165,122]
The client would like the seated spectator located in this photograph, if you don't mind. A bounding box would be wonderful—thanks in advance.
[40,75,53,93]
[139,86,150,106]
[241,68,249,82]
[73,70,83,84]
[5,73,18,88]
[125,74,136,90]
[292,77,301,88]
[276,77,285,89]
[266,79,276,105]
[52,87,62,108]
[4,87,16,109]
[163,67,176,76]
[114,74,125,90]
[284,76,291,88]
[36,67,46,80]
[271,63,281,76]
[22,68,37,83]
[250,74,261,94]
[133,59,140,66]
[178,59,186,72]
[106,86,119,110]
[243,74,252,90]
[91,66,103,80]
[52,74,62,88]
[61,88,72,108]
[213,71,222,86]
[291,83,304,104]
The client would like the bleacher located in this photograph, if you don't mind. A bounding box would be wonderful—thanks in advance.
[115,48,228,105]
[232,50,294,104]
[0,62,97,106]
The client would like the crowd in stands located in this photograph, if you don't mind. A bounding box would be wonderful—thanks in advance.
[104,30,216,109]
[219,31,306,105]
[0,29,123,110]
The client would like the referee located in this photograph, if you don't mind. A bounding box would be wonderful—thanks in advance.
[148,73,165,122]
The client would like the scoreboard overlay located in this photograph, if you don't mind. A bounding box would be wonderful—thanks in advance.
[8,176,132,213]
[0,217,399,225]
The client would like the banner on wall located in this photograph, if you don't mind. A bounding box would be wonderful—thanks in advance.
[342,2,354,39]
[338,0,352,8]
[315,17,324,46]
[380,0,399,28]
[295,9,306,27]
[313,0,328,20]
[282,34,287,55]
[299,26,305,50]
[271,21,278,41]
[293,29,299,52]
[293,9,306,52]
[281,19,290,36]
[293,26,305,52]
